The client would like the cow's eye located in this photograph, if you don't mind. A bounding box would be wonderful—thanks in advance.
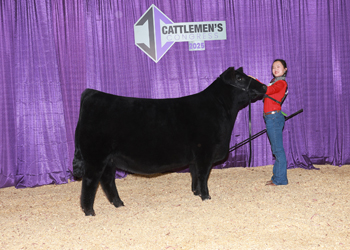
[237,77,242,81]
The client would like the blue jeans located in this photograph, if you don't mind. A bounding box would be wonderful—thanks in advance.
[264,112,288,185]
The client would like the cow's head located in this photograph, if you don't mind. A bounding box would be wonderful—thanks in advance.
[220,67,267,101]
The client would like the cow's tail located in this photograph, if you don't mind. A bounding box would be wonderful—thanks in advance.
[72,146,85,179]
[72,89,94,179]
[72,116,85,179]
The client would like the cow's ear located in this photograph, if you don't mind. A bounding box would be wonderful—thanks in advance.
[237,67,243,73]
[220,67,235,83]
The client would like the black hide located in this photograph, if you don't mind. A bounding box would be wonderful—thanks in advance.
[73,67,267,216]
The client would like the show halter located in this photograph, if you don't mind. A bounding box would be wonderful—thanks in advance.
[230,77,253,167]
[247,78,252,167]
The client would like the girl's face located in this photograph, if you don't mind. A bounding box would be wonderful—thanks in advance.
[272,61,287,77]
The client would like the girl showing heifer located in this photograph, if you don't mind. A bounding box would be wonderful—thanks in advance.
[251,59,289,186]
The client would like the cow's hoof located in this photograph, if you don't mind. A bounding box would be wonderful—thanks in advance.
[83,209,96,216]
[200,195,211,201]
[193,190,201,196]
[113,200,124,208]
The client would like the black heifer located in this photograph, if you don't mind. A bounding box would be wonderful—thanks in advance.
[73,67,267,216]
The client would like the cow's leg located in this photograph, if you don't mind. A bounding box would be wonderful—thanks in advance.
[189,164,200,196]
[100,162,124,208]
[197,159,213,201]
[81,162,105,216]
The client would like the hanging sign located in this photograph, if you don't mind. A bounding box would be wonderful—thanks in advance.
[134,4,226,62]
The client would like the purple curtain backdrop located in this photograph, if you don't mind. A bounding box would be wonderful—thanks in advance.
[1,0,349,188]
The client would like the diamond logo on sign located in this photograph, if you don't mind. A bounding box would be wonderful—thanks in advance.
[134,5,175,63]
[134,4,226,63]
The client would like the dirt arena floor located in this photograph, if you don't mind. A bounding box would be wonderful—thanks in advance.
[1,164,350,249]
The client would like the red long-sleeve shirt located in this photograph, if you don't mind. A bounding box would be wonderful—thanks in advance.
[264,80,288,113]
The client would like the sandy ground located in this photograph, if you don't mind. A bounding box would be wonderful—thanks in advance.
[1,165,350,250]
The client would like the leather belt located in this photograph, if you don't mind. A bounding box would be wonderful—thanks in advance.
[264,110,281,117]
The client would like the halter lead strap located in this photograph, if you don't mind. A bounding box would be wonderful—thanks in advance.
[248,82,252,167]
[229,77,253,167]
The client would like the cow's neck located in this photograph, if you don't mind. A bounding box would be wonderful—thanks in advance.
[204,79,238,122]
